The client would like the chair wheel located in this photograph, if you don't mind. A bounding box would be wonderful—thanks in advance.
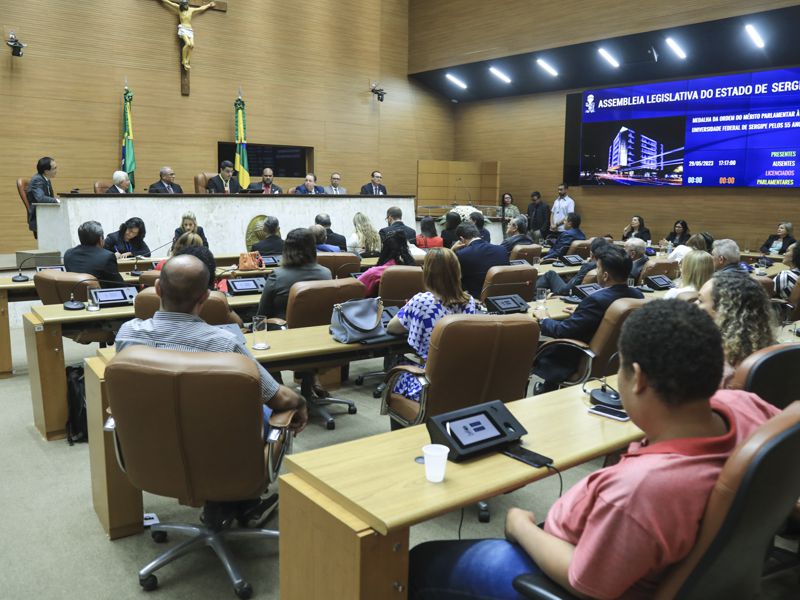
[372,389,382,399]
[140,574,158,591]
[348,405,357,414]
[326,420,336,430]
[151,530,168,543]
[355,376,365,386]
[478,509,491,523]
[234,581,253,599]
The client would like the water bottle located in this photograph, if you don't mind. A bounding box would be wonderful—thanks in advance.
[666,241,673,255]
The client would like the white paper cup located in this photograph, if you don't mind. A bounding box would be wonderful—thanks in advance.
[422,444,450,483]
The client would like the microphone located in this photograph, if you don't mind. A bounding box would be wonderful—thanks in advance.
[12,255,46,282]
[587,352,623,409]
[62,277,136,311]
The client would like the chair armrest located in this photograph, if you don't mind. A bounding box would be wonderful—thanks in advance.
[383,364,426,381]
[380,365,429,419]
[534,338,593,360]
[268,409,297,429]
[512,572,580,600]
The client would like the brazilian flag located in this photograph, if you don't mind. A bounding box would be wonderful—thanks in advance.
[121,89,136,192]
[234,97,251,188]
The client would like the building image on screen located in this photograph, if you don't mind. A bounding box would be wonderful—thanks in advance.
[581,117,685,186]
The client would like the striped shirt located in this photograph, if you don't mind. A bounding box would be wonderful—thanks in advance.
[115,311,279,408]
[774,268,799,300]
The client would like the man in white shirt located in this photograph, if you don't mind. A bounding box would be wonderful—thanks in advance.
[550,183,575,233]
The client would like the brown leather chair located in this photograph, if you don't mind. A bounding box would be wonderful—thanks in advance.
[285,279,366,429]
[286,186,297,195]
[93,180,114,194]
[480,264,538,303]
[381,314,540,427]
[138,269,161,288]
[16,177,31,216]
[638,258,679,285]
[316,252,362,279]
[134,287,242,326]
[568,239,591,259]
[34,270,115,345]
[378,266,424,307]
[509,244,543,264]
[533,298,647,386]
[730,343,800,409]
[194,172,219,194]
[581,268,598,284]
[105,346,295,597]
[513,402,800,600]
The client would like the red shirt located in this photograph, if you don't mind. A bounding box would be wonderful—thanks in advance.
[415,234,444,249]
[544,390,779,599]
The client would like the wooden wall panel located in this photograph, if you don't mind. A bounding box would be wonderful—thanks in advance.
[416,159,499,210]
[454,92,799,245]
[0,0,454,253]
[408,0,799,73]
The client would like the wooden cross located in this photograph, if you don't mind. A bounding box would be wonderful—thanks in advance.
[157,1,228,96]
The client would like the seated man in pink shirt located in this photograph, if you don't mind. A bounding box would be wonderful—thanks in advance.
[408,299,779,600]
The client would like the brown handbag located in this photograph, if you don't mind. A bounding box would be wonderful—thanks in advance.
[238,251,261,271]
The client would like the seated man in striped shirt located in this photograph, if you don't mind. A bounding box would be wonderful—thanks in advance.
[115,254,307,527]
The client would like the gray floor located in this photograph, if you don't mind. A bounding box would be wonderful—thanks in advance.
[0,325,797,599]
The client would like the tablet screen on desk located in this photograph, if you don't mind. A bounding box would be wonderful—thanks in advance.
[95,290,126,302]
[447,412,503,448]
[230,279,258,290]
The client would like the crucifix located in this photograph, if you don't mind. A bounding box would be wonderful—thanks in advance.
[156,0,228,96]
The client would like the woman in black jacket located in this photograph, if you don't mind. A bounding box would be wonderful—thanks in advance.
[440,211,461,249]
[621,215,651,242]
[759,222,796,255]
[103,217,150,258]
[663,220,690,246]
[172,211,209,250]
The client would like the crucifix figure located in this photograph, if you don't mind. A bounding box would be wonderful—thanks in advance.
[158,0,217,70]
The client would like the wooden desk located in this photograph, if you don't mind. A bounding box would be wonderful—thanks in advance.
[23,294,261,440]
[86,324,409,539]
[278,378,643,599]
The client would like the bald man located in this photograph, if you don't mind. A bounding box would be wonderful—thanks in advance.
[148,167,184,193]
[115,254,307,527]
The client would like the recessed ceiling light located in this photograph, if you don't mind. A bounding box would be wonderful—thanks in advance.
[536,58,558,77]
[665,37,687,59]
[489,66,512,84]
[745,24,765,48]
[598,47,620,68]
[446,73,468,89]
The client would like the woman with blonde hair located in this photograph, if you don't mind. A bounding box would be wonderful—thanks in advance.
[172,211,209,249]
[347,212,381,257]
[664,250,714,299]
[698,270,776,387]
[387,247,476,403]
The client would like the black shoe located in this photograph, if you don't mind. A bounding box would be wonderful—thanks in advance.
[237,494,279,528]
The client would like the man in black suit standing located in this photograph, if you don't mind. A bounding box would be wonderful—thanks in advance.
[206,160,241,194]
[360,170,388,195]
[26,156,60,237]
[451,223,509,298]
[247,167,283,194]
[63,221,125,288]
[105,171,131,194]
[379,206,416,244]
[148,167,184,194]
[314,213,347,251]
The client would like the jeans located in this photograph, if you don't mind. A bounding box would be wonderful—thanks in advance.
[408,539,540,600]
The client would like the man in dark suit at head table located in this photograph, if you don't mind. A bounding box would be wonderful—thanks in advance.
[26,156,60,237]
[294,173,325,195]
[63,220,125,288]
[148,166,184,194]
[105,171,131,194]
[247,167,283,194]
[451,222,510,298]
[532,245,644,393]
[360,170,388,195]
[206,160,242,194]
[378,206,416,244]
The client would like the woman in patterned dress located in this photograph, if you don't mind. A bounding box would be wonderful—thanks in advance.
[386,247,476,401]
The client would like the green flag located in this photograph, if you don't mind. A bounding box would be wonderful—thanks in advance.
[234,97,251,188]
[121,89,136,192]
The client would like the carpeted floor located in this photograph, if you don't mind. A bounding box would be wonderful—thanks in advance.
[0,325,797,599]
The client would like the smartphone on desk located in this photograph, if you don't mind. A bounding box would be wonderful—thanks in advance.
[587,405,630,422]
[503,442,553,468]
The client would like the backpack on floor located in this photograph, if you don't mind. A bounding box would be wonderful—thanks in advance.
[65,365,87,445]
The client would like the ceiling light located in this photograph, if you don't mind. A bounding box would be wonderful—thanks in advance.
[536,58,558,77]
[665,37,686,59]
[446,73,467,89]
[489,66,512,83]
[745,24,765,48]
[598,47,620,68]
